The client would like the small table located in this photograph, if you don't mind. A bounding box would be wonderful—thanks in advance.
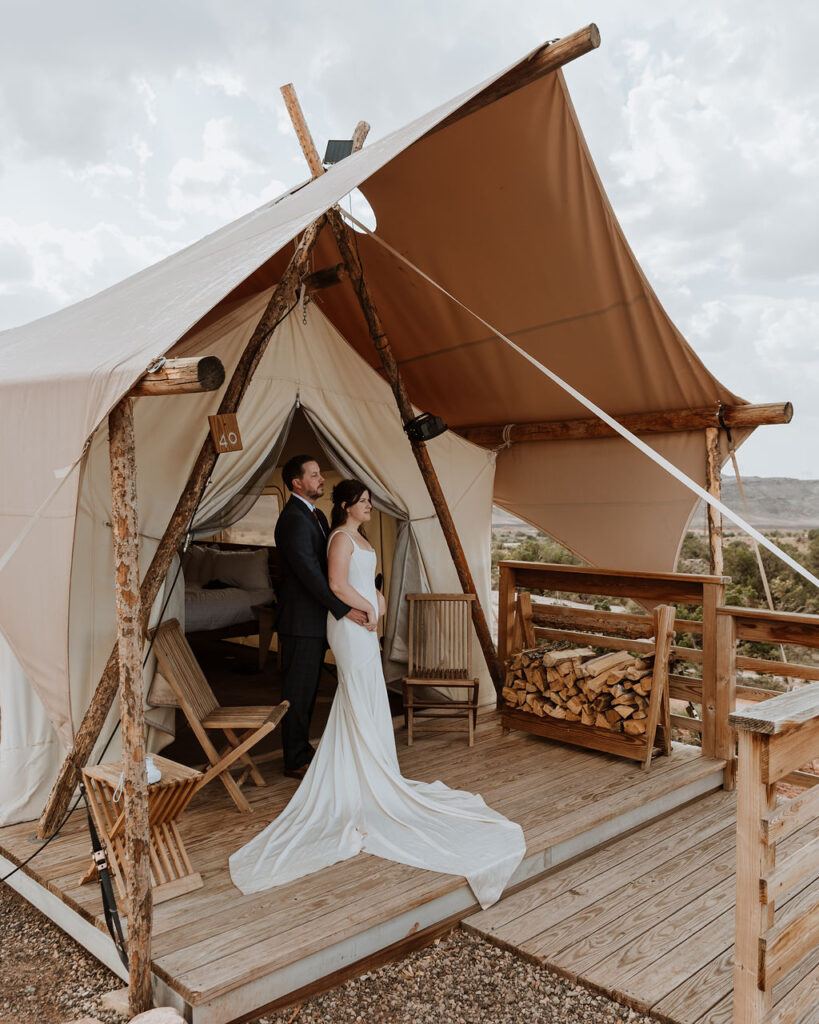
[81,755,204,904]
[253,603,276,670]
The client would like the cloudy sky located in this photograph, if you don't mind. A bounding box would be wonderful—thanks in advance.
[1,1,816,478]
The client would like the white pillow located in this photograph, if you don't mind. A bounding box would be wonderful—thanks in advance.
[208,548,270,590]
[182,544,214,587]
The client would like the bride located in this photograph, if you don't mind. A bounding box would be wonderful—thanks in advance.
[229,479,525,909]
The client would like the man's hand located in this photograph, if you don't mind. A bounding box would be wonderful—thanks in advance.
[345,609,369,627]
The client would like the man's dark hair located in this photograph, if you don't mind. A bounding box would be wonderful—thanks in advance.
[282,454,316,492]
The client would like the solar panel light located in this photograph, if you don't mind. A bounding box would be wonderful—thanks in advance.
[323,139,354,165]
[403,412,449,444]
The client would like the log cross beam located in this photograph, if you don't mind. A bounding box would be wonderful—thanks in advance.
[424,25,601,138]
[129,356,225,397]
[458,402,794,446]
[38,214,328,838]
[280,85,504,688]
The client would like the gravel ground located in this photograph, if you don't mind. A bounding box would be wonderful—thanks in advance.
[1,882,659,1024]
[254,930,659,1024]
[0,883,123,1024]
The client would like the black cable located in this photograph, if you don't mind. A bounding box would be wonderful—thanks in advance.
[80,781,129,968]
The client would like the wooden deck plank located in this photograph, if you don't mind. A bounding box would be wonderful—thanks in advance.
[526,827,736,971]
[598,820,819,1018]
[691,941,819,1024]
[0,721,728,1021]
[465,792,735,948]
[155,748,721,1001]
[610,905,735,1012]
[161,748,722,997]
[465,791,735,935]
[652,947,735,1024]
[151,743,707,946]
[596,880,736,1005]
[147,742,602,946]
[520,749,723,850]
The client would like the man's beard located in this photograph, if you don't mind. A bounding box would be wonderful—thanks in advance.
[304,485,323,501]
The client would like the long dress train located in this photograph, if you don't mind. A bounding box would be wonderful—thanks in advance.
[229,531,525,909]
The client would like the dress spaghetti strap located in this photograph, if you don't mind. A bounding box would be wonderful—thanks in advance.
[327,528,356,554]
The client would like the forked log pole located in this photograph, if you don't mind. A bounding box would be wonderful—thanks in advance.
[38,215,327,838]
[108,397,152,1015]
[705,426,723,576]
[459,402,794,446]
[280,85,504,687]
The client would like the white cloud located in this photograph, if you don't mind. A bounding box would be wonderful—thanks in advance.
[0,214,177,322]
[197,65,246,97]
[0,0,816,477]
[167,117,287,220]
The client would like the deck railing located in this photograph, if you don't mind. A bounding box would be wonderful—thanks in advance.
[497,564,819,788]
[497,562,733,770]
[730,683,819,1024]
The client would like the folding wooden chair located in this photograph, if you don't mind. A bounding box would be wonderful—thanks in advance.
[402,594,479,746]
[150,619,289,812]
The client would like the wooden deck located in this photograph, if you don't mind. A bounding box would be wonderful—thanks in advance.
[464,788,819,1024]
[0,714,725,1024]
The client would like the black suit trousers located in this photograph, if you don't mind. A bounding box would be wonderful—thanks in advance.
[279,633,326,770]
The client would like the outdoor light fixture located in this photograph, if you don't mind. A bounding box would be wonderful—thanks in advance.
[403,412,449,444]
[323,139,354,165]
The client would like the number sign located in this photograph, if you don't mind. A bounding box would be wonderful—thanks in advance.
[208,414,243,453]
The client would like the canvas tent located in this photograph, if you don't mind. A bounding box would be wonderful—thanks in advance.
[0,40,754,826]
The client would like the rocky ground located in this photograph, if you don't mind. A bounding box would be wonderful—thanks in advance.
[0,883,658,1024]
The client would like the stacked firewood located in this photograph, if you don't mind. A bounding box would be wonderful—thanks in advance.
[502,645,655,735]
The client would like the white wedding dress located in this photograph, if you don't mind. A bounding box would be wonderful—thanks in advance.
[229,531,526,909]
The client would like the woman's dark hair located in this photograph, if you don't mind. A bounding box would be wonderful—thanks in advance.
[331,479,370,535]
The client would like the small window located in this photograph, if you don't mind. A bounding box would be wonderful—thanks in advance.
[219,493,282,546]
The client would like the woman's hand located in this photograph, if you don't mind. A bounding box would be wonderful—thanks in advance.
[365,603,378,631]
[377,591,386,619]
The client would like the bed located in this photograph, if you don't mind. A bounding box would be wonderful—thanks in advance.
[182,544,276,636]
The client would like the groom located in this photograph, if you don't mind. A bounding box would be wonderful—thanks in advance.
[274,455,369,779]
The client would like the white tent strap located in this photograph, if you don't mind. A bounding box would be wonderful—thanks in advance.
[340,207,819,594]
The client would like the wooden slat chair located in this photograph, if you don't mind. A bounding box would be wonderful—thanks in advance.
[402,594,480,746]
[150,619,289,812]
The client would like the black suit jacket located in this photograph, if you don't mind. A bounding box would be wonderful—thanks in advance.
[274,496,350,637]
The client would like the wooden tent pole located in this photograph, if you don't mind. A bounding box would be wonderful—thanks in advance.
[38,215,327,838]
[280,86,502,688]
[108,397,152,1015]
[705,426,724,576]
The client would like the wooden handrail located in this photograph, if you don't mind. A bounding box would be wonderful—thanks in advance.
[499,560,728,585]
[731,683,819,1023]
[498,560,727,604]
[730,682,819,738]
[717,605,819,650]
